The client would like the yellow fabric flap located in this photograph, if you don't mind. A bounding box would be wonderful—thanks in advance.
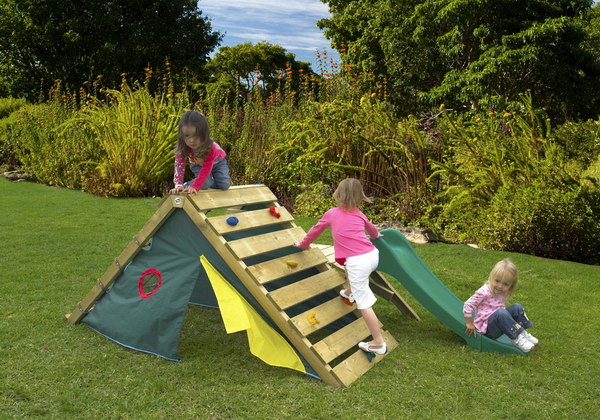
[200,256,305,374]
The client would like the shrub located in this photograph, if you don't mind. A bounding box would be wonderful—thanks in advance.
[265,99,430,218]
[0,97,26,119]
[0,111,23,169]
[293,182,336,217]
[552,119,600,166]
[13,103,98,188]
[477,182,600,264]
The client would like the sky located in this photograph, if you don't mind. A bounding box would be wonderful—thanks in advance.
[199,0,340,71]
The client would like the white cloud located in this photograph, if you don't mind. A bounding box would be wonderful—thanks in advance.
[227,30,329,51]
[200,0,329,17]
[199,0,337,64]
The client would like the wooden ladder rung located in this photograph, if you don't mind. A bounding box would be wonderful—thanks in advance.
[207,207,293,234]
[269,269,345,309]
[247,248,329,285]
[291,297,356,336]
[227,226,306,259]
[331,331,398,387]
[312,318,371,364]
[188,185,277,211]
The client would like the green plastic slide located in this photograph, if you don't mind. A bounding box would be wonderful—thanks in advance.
[372,229,526,356]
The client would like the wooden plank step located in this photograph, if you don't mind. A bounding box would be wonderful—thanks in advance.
[247,248,329,285]
[332,330,398,387]
[207,206,293,234]
[227,226,305,259]
[312,318,371,364]
[314,244,336,261]
[188,185,277,211]
[269,269,345,309]
[291,297,356,336]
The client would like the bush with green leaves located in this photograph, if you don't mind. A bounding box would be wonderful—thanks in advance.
[293,182,337,217]
[0,97,28,169]
[0,97,26,119]
[13,102,98,188]
[476,182,600,264]
[552,119,600,166]
[0,110,23,169]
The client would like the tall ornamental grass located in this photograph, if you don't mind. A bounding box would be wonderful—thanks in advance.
[63,84,188,197]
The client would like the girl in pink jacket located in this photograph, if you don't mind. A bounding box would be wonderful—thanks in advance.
[296,178,386,355]
[169,110,231,194]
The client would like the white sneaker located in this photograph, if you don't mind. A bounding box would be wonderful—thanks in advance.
[339,289,355,303]
[522,330,539,345]
[358,341,387,355]
[511,333,534,352]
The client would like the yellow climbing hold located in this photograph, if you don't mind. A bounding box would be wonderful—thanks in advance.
[307,311,319,325]
[286,260,299,267]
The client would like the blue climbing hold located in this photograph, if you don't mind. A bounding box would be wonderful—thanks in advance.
[226,216,239,226]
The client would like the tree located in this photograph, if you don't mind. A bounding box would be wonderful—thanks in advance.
[0,0,221,99]
[205,41,313,94]
[319,0,600,120]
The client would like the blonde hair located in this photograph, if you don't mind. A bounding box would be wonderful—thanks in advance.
[175,110,214,157]
[333,178,371,209]
[486,258,518,297]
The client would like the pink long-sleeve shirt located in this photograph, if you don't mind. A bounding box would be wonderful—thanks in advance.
[297,207,381,259]
[463,284,509,333]
[173,142,226,190]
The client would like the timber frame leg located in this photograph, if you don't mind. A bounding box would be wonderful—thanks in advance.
[369,271,420,321]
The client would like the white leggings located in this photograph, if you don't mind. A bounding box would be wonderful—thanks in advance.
[345,248,379,310]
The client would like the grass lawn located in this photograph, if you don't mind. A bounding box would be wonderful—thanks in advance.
[1,178,599,419]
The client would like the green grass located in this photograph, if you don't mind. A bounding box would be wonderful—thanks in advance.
[1,177,599,419]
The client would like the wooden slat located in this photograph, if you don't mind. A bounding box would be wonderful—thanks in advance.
[313,318,371,364]
[291,297,356,336]
[207,206,293,234]
[187,185,277,211]
[269,269,345,309]
[332,331,397,387]
[246,248,328,284]
[227,226,305,259]
[314,244,336,262]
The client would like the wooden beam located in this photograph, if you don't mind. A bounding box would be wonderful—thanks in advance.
[246,248,328,284]
[227,226,305,259]
[186,185,277,211]
[331,330,398,387]
[312,318,371,364]
[207,207,294,234]
[269,269,345,310]
[370,271,420,321]
[291,297,356,336]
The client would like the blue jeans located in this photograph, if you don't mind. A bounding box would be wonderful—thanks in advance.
[184,158,231,190]
[485,303,533,340]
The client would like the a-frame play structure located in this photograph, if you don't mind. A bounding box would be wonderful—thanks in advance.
[66,185,417,387]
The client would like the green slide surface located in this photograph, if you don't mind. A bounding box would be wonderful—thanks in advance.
[373,229,526,355]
